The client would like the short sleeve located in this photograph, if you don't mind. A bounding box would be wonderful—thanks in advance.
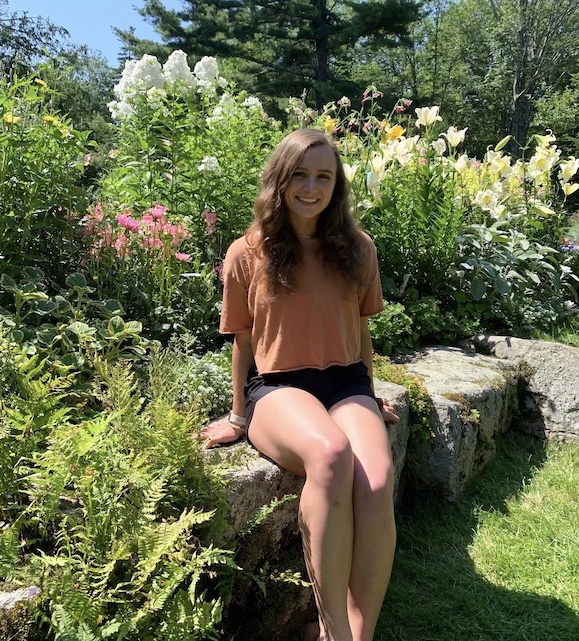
[358,236,384,317]
[219,239,253,334]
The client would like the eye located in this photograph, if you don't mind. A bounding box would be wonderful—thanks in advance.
[293,170,306,178]
[318,174,332,181]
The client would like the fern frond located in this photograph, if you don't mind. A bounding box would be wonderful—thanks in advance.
[134,507,215,587]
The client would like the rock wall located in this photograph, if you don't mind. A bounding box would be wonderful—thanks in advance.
[5,337,579,641]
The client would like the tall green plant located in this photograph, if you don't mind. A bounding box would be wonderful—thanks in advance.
[0,74,91,282]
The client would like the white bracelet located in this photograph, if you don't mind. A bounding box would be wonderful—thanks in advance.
[228,412,247,430]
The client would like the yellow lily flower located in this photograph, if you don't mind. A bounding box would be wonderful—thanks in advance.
[324,117,337,134]
[380,124,405,143]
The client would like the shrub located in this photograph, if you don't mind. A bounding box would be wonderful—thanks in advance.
[0,74,91,283]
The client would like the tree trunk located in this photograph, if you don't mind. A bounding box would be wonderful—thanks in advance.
[312,0,330,110]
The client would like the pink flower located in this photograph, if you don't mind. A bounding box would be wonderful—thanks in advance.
[100,226,115,247]
[363,121,372,132]
[203,210,217,225]
[115,234,130,258]
[175,252,191,261]
[203,210,218,235]
[147,202,168,219]
[116,212,140,232]
[142,236,163,250]
[92,203,104,222]
[140,214,155,228]
[395,105,405,113]
[213,262,224,280]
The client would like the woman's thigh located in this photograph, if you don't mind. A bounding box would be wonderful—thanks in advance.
[329,395,394,491]
[249,386,353,477]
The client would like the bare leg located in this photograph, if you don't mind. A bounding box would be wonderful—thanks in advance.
[249,388,355,641]
[330,395,396,641]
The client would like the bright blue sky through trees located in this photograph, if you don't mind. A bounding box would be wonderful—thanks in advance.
[8,0,183,66]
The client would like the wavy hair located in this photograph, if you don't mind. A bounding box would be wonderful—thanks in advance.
[248,128,368,294]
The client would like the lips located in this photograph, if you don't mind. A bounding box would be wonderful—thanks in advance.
[297,197,318,203]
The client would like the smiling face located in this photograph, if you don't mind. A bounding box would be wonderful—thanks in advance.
[283,143,337,235]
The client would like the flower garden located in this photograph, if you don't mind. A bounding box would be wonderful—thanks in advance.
[0,51,578,640]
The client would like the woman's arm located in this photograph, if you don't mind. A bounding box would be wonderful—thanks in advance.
[360,317,399,424]
[200,330,255,448]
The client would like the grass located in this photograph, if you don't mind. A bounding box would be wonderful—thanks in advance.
[378,431,579,641]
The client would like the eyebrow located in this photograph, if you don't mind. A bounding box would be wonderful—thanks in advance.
[295,165,335,175]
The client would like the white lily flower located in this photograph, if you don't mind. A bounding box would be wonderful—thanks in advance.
[371,153,386,174]
[454,154,469,174]
[559,157,579,182]
[343,162,359,183]
[414,106,442,128]
[562,182,579,196]
[442,126,467,147]
[366,171,381,192]
[485,150,512,178]
[474,189,499,212]
[431,138,447,155]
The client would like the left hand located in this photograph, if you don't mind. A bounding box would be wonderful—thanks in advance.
[377,398,400,424]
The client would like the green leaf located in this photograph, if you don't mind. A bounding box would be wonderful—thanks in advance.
[67,321,97,340]
[32,300,57,315]
[470,279,486,301]
[65,272,87,289]
[493,277,511,295]
[1,274,17,292]
[108,316,125,335]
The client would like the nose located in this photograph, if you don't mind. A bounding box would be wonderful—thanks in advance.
[304,176,315,192]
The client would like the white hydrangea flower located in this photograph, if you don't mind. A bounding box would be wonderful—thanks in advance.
[146,86,168,111]
[243,96,263,110]
[194,56,228,95]
[206,92,237,123]
[163,50,197,90]
[109,54,165,119]
[131,54,165,91]
[113,59,138,100]
[198,156,220,172]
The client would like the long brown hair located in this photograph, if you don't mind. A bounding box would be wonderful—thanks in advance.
[248,128,368,293]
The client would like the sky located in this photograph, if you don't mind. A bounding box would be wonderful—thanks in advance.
[7,0,183,66]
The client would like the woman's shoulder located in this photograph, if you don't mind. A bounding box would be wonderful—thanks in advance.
[226,232,260,256]
[224,232,262,275]
[355,228,378,253]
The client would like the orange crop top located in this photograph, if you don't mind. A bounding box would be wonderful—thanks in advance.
[219,231,384,374]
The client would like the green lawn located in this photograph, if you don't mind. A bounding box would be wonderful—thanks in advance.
[378,432,579,641]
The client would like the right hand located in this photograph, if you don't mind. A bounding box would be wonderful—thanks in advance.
[200,418,245,449]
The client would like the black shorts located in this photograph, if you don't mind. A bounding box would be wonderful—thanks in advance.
[244,361,376,446]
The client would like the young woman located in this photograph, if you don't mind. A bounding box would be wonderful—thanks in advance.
[201,128,399,641]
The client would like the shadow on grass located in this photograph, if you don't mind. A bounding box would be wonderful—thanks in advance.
[378,431,579,641]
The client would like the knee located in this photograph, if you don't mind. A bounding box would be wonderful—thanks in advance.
[306,431,353,490]
[356,457,395,513]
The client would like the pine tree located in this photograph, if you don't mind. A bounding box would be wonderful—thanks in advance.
[115,0,420,109]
